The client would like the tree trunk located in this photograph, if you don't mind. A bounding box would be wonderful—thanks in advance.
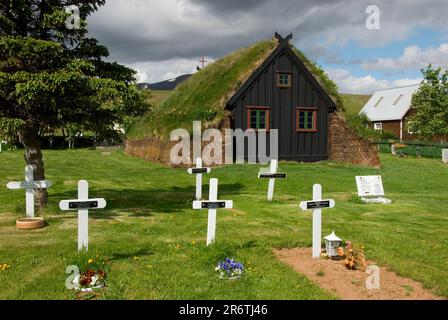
[18,124,48,208]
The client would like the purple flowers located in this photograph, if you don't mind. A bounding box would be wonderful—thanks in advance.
[215,258,244,279]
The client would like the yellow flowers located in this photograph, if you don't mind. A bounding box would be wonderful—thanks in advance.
[191,240,196,246]
[88,259,94,264]
[0,264,11,271]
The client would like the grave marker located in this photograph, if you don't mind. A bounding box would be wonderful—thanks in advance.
[258,160,286,201]
[59,180,106,251]
[355,176,391,204]
[187,158,211,200]
[192,178,233,246]
[443,149,448,164]
[299,184,335,259]
[7,165,52,218]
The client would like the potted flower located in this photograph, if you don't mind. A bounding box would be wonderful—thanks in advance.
[215,258,244,280]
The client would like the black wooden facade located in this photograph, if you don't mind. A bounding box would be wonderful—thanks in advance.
[226,33,337,162]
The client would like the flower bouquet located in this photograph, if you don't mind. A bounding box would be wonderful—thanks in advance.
[69,255,108,292]
[215,258,244,280]
[74,267,107,292]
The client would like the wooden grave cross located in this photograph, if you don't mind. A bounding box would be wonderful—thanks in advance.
[192,178,233,246]
[258,160,287,201]
[59,180,106,252]
[199,56,208,68]
[187,158,211,200]
[299,184,335,259]
[7,165,52,218]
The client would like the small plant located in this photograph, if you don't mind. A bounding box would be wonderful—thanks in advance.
[344,244,367,271]
[350,195,364,204]
[316,270,325,277]
[215,258,244,279]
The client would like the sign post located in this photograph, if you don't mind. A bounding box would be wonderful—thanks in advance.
[59,180,106,251]
[7,165,52,218]
[188,158,211,200]
[258,160,287,201]
[192,178,233,246]
[299,184,335,259]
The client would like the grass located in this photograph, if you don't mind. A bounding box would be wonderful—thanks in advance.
[342,94,371,115]
[0,150,447,299]
[148,90,171,106]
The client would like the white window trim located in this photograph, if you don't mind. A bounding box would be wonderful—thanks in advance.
[374,122,383,131]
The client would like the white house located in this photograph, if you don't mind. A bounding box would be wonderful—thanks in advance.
[360,84,420,140]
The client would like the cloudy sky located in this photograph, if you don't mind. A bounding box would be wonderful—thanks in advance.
[87,0,448,94]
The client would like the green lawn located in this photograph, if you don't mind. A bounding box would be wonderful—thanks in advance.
[342,94,371,115]
[0,150,447,299]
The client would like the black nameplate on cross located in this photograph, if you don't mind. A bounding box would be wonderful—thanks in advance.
[201,201,226,209]
[306,200,331,210]
[259,173,287,179]
[191,168,209,174]
[68,201,99,209]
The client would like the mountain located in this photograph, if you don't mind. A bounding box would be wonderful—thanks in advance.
[138,74,192,91]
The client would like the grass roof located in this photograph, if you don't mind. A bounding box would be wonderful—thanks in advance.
[128,38,343,140]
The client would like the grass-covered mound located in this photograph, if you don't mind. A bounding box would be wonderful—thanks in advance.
[128,38,344,140]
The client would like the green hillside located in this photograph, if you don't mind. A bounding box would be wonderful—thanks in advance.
[342,94,371,115]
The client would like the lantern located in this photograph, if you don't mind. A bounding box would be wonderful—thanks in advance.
[324,231,342,257]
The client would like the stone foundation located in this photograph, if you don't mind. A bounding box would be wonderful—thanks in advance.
[125,137,178,166]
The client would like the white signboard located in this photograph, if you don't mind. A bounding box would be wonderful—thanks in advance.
[443,149,448,164]
[355,176,385,197]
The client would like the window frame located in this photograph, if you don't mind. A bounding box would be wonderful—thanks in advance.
[373,122,383,131]
[246,106,271,131]
[276,71,292,88]
[296,108,318,132]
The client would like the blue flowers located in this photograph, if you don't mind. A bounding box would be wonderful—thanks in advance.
[215,258,244,279]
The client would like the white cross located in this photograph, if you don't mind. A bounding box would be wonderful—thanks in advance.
[258,160,286,201]
[7,165,52,218]
[187,158,211,200]
[299,184,335,259]
[59,180,106,252]
[192,178,233,246]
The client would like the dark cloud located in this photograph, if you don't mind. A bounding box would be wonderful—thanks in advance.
[85,0,448,83]
[188,0,271,13]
